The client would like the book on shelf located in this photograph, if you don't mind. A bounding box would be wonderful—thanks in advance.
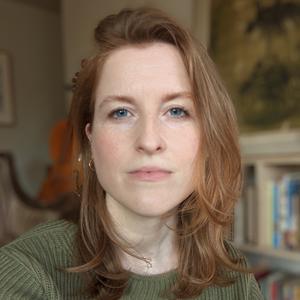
[235,171,300,250]
[234,166,258,245]
[234,187,258,244]
[256,270,300,300]
[274,173,300,250]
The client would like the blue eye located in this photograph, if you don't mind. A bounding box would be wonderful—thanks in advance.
[108,107,189,120]
[109,108,130,119]
[168,107,189,118]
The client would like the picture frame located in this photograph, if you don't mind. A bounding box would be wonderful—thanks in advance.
[210,0,300,133]
[0,51,14,125]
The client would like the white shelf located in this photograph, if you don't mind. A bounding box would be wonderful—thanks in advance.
[237,244,300,274]
[240,129,300,158]
[238,244,300,261]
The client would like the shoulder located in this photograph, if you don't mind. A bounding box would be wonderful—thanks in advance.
[223,239,248,266]
[216,240,264,299]
[0,220,81,299]
[0,219,78,269]
[11,218,78,241]
[1,219,77,250]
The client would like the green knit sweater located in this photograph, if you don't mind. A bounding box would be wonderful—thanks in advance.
[0,220,263,299]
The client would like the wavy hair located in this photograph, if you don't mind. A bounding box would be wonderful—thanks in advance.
[67,6,246,299]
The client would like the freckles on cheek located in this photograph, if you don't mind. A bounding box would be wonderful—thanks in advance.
[179,131,200,157]
[91,131,121,162]
[170,126,200,148]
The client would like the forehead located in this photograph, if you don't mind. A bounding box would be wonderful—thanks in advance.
[95,42,191,98]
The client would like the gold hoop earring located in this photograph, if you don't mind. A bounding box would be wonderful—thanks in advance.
[88,159,95,171]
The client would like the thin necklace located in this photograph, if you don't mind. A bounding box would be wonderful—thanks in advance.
[143,257,153,269]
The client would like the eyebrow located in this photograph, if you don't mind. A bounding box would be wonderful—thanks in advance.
[97,91,193,110]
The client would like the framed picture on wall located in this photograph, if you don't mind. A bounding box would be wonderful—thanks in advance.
[210,0,300,133]
[0,51,14,125]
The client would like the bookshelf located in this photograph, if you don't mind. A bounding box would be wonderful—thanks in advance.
[239,244,300,274]
[236,130,300,275]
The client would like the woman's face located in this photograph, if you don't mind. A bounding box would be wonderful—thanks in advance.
[86,42,200,218]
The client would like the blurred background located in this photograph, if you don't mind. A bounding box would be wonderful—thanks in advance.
[0,0,299,298]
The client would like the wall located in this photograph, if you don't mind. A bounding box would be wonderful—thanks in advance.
[0,0,65,196]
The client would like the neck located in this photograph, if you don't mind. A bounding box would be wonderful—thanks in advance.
[106,196,178,275]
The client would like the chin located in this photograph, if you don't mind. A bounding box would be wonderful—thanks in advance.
[129,204,178,219]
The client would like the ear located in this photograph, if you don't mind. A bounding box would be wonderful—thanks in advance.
[85,123,92,142]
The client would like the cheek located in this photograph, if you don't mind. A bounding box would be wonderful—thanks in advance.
[173,128,200,162]
[91,129,123,166]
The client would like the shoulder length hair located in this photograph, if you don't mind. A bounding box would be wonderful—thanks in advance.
[67,6,245,299]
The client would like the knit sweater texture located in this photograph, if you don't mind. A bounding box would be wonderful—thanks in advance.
[0,220,263,299]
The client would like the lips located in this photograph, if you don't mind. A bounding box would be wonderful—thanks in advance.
[129,166,172,173]
[128,166,172,181]
[129,170,171,181]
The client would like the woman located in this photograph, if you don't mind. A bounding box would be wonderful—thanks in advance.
[0,7,263,300]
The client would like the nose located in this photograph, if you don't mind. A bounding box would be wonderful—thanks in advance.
[135,115,166,155]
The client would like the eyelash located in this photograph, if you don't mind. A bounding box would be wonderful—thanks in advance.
[108,107,190,120]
